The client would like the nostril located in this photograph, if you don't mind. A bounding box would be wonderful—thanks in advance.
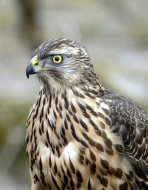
[33,62,38,66]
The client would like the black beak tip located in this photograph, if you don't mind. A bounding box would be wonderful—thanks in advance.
[26,72,29,79]
[26,68,30,79]
[26,63,35,79]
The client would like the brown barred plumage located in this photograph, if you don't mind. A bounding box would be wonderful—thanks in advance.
[26,38,148,190]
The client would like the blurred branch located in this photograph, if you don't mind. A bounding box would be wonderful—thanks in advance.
[18,0,42,49]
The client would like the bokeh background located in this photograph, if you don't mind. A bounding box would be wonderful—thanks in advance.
[0,0,148,189]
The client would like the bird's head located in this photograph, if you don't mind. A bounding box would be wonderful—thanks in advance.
[26,38,97,91]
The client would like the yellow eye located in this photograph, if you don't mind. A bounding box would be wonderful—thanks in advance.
[52,55,63,64]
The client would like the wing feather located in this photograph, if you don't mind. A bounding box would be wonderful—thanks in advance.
[101,90,148,189]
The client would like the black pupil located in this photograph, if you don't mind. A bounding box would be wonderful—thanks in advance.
[55,56,60,62]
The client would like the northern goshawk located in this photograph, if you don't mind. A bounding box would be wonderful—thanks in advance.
[26,38,148,190]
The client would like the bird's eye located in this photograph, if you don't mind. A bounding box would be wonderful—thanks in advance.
[52,55,63,64]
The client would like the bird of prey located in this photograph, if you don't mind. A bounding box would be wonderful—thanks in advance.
[26,38,148,190]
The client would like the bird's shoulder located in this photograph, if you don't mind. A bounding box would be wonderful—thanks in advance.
[100,88,148,123]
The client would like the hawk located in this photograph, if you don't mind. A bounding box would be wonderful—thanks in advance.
[26,38,148,190]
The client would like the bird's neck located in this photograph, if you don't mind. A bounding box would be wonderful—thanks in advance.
[42,78,102,101]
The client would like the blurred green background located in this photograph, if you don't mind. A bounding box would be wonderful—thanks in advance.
[0,0,148,189]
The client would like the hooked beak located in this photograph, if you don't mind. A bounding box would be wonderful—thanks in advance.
[26,55,41,79]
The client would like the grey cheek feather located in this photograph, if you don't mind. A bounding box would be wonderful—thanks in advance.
[60,59,77,74]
